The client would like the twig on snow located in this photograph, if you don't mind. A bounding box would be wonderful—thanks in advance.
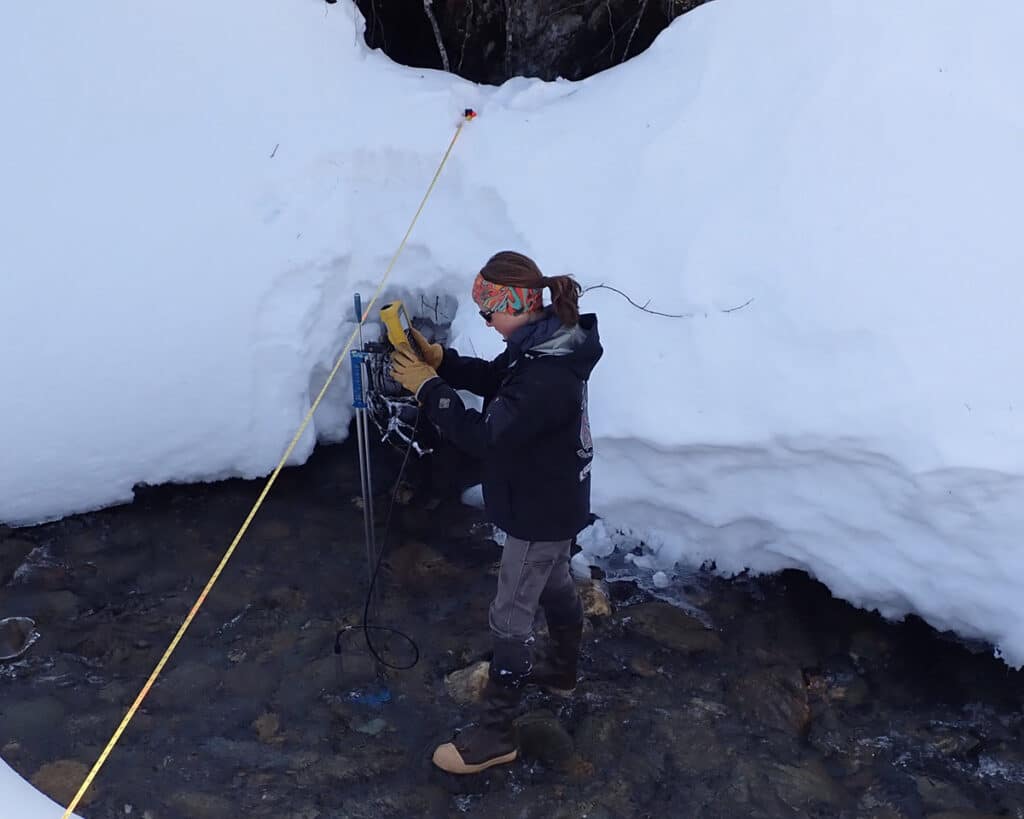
[582,283,755,319]
[721,297,754,313]
[582,283,692,319]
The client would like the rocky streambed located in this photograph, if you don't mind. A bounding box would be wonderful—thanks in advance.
[1,441,1022,818]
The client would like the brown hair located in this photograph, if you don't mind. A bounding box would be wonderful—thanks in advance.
[479,250,581,326]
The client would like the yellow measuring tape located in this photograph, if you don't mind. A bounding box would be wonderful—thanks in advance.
[61,111,474,818]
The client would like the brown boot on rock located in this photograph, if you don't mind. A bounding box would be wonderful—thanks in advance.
[529,619,583,695]
[433,676,522,774]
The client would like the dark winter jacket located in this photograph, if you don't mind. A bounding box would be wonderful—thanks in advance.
[418,311,603,541]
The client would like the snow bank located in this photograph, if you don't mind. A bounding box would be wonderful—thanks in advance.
[2,0,1022,673]
[0,760,80,819]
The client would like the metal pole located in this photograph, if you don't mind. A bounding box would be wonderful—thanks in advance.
[354,292,365,349]
[354,294,379,615]
[360,405,378,558]
[351,341,378,619]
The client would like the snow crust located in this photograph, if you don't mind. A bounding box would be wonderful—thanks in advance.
[0,760,81,818]
[2,0,1022,702]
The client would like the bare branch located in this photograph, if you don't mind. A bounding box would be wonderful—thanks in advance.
[505,0,514,78]
[583,283,754,319]
[623,0,649,61]
[605,0,617,61]
[540,1,589,26]
[582,283,693,319]
[423,0,450,72]
[458,0,474,73]
[593,8,646,62]
[419,294,453,323]
[721,297,754,313]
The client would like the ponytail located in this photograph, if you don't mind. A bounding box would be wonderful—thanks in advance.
[479,250,582,326]
[541,274,581,326]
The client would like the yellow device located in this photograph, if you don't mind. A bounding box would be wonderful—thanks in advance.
[379,301,418,354]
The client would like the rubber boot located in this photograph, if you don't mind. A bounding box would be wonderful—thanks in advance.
[432,675,522,774]
[529,619,583,695]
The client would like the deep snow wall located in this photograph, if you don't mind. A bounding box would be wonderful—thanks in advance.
[2,0,1022,664]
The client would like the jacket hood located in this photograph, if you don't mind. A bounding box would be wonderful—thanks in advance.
[507,310,602,380]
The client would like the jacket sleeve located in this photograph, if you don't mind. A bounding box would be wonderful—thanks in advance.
[418,366,572,459]
[436,348,508,400]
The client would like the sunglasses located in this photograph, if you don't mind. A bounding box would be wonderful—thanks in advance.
[479,309,495,323]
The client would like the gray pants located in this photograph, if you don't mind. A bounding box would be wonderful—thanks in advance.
[488,535,582,684]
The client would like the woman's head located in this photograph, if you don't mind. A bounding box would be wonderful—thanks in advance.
[473,251,581,337]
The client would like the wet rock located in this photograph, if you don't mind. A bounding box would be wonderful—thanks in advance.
[831,674,871,707]
[444,660,490,705]
[623,601,722,655]
[806,702,847,760]
[0,616,38,660]
[34,590,81,619]
[655,713,731,776]
[572,710,666,790]
[253,519,292,541]
[606,579,644,605]
[628,655,659,678]
[387,540,463,588]
[34,566,75,592]
[579,579,612,618]
[203,737,293,770]
[264,586,307,610]
[265,629,299,656]
[32,759,98,808]
[275,655,337,712]
[686,697,729,719]
[98,680,133,705]
[932,732,983,757]
[767,758,847,811]
[856,800,908,819]
[222,660,278,701]
[353,716,389,736]
[808,669,871,709]
[0,537,36,585]
[729,666,810,737]
[914,776,976,812]
[516,710,576,768]
[252,712,281,743]
[171,792,234,819]
[850,628,894,668]
[153,660,222,708]
[0,695,67,740]
[927,813,1005,819]
[64,530,110,556]
[298,747,405,785]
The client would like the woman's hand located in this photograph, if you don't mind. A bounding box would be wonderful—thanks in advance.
[391,343,439,397]
[410,328,443,369]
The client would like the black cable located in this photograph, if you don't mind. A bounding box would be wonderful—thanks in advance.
[335,413,421,671]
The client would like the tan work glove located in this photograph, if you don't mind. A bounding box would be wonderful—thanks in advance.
[410,328,443,369]
[391,343,439,397]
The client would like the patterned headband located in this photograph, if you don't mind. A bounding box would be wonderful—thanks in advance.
[472,273,544,315]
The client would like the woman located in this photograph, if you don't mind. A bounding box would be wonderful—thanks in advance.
[391,250,602,774]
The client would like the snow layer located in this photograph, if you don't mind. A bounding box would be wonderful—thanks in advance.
[0,760,80,819]
[2,0,1022,690]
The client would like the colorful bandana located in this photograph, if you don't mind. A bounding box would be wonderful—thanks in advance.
[472,274,544,315]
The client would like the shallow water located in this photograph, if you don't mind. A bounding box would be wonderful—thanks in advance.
[1,439,1022,818]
